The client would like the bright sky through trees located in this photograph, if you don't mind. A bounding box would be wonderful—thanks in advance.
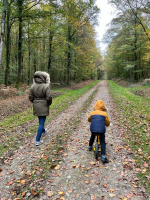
[95,0,115,53]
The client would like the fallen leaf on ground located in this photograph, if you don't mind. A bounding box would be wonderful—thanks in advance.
[50,164,57,169]
[34,166,40,170]
[55,165,61,170]
[33,192,39,196]
[142,168,146,173]
[143,162,148,167]
[47,191,53,197]
[91,195,97,199]
[22,191,26,197]
[7,181,13,185]
[109,188,114,192]
[32,170,36,174]
[103,184,107,188]
[131,182,137,187]
[90,161,95,165]
[109,193,116,197]
[60,197,65,200]
[21,180,26,184]
[58,191,65,196]
[31,189,34,195]
[128,193,134,197]
[68,189,73,193]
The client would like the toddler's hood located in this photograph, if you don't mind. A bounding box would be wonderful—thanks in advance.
[94,100,106,111]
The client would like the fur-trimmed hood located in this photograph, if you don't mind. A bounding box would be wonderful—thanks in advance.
[33,71,50,84]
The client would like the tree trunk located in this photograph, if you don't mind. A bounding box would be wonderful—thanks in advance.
[42,32,46,71]
[21,55,23,82]
[139,41,141,80]
[133,17,138,81]
[67,23,71,85]
[0,0,7,70]
[34,53,37,72]
[16,0,23,86]
[47,31,53,73]
[27,24,31,84]
[5,7,10,86]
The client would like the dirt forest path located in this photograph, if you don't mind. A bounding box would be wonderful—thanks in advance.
[0,80,149,200]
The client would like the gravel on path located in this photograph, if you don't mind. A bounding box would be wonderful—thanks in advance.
[40,80,149,200]
[0,80,149,200]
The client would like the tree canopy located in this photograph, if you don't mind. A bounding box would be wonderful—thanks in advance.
[104,0,150,81]
[0,0,102,86]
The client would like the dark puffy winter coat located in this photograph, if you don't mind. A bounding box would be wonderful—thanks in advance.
[88,100,110,133]
[29,71,52,116]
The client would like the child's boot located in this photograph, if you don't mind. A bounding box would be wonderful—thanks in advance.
[101,155,109,163]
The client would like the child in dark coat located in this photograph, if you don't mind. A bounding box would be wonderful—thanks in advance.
[88,100,110,163]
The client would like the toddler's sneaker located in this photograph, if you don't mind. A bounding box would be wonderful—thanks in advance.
[101,155,109,163]
[35,140,43,146]
[88,146,92,151]
[42,128,47,137]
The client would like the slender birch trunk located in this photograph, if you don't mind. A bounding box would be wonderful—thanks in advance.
[0,0,7,70]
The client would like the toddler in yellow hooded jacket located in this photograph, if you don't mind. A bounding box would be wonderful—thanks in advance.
[88,100,110,163]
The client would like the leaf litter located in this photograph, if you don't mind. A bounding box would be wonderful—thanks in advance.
[0,80,149,199]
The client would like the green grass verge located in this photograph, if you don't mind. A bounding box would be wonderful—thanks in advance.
[0,80,99,157]
[128,85,150,100]
[108,80,150,194]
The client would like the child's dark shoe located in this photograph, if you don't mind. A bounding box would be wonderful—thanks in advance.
[88,146,92,151]
[101,155,109,163]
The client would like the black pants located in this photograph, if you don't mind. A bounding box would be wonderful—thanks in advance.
[89,132,106,155]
